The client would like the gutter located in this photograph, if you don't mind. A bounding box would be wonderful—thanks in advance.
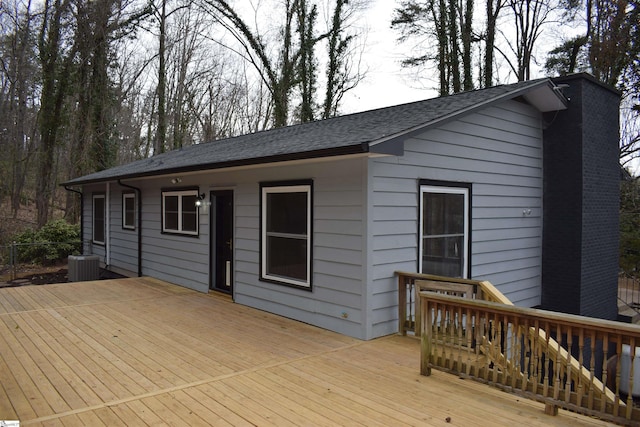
[118,179,143,277]
[61,145,366,187]
[64,186,84,253]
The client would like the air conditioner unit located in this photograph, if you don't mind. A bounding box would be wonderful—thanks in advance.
[68,255,100,282]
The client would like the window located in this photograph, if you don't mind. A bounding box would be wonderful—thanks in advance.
[122,192,136,230]
[162,189,199,235]
[420,183,470,278]
[260,181,312,288]
[93,193,106,244]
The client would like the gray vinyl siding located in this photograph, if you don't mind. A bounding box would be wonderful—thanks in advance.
[136,177,209,291]
[84,184,106,262]
[230,157,368,339]
[90,157,368,339]
[80,100,544,341]
[108,185,137,274]
[369,100,544,337]
[85,178,211,290]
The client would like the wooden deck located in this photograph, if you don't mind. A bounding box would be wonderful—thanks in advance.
[0,278,612,426]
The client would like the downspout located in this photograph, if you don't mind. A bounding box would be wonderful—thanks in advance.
[106,182,110,267]
[64,186,84,253]
[118,179,143,277]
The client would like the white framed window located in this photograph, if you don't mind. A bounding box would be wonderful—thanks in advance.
[122,192,136,230]
[92,193,106,245]
[419,183,470,278]
[260,181,312,289]
[162,189,199,235]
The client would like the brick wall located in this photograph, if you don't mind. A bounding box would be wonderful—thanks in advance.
[542,74,620,320]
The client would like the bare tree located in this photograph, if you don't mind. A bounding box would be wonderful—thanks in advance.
[37,0,75,227]
[392,0,475,95]
[504,0,555,81]
[0,0,39,217]
[483,0,506,87]
[322,0,367,118]
[199,0,366,126]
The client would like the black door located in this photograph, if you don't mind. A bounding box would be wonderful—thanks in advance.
[210,190,233,294]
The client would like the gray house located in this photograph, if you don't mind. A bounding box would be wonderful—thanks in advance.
[62,73,620,340]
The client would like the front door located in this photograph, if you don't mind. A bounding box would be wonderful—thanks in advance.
[210,190,233,294]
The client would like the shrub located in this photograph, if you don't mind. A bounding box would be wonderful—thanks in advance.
[14,219,80,264]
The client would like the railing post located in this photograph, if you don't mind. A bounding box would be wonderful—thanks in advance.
[420,293,432,376]
[398,274,407,335]
[544,403,558,416]
[414,281,422,337]
[11,241,16,281]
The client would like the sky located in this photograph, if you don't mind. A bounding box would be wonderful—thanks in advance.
[338,0,576,115]
[339,1,439,114]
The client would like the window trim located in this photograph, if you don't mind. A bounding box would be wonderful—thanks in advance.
[122,192,136,230]
[161,188,200,236]
[259,180,313,290]
[92,193,106,245]
[418,180,472,278]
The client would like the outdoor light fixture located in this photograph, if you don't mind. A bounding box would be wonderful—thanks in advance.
[195,193,208,207]
[171,177,182,184]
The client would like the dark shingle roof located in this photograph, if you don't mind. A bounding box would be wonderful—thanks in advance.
[63,78,559,186]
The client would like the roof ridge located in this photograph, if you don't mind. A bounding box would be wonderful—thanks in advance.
[62,77,559,186]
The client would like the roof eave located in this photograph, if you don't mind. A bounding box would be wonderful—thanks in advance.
[60,144,368,187]
[368,78,568,148]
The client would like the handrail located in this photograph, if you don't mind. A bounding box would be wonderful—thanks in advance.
[419,292,640,425]
[397,271,624,421]
[396,271,505,337]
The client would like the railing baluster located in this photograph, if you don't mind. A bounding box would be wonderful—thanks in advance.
[565,326,573,404]
[627,337,635,420]
[600,333,609,414]
[510,315,518,389]
[466,306,473,376]
[457,305,463,373]
[553,322,562,405]
[444,304,456,370]
[543,320,551,398]
[476,309,485,379]
[522,317,530,393]
[484,314,491,382]
[491,312,499,384]
[532,319,540,396]
[577,328,585,408]
[615,336,622,417]
[586,329,595,409]
[414,280,421,337]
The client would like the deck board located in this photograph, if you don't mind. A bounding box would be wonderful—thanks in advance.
[0,277,613,426]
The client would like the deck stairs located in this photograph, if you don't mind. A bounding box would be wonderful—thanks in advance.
[399,272,621,410]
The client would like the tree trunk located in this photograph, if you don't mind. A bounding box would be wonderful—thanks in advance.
[447,0,461,93]
[462,0,474,90]
[485,0,497,87]
[37,0,71,227]
[157,0,167,153]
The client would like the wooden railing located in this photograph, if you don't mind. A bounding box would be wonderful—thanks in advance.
[396,271,640,424]
[396,271,508,337]
[419,292,640,425]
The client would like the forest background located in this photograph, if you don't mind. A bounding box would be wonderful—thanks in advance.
[0,0,639,270]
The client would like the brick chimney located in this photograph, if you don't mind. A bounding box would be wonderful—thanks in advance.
[541,73,620,320]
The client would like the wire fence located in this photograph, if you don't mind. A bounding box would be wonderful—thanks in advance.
[0,240,86,281]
